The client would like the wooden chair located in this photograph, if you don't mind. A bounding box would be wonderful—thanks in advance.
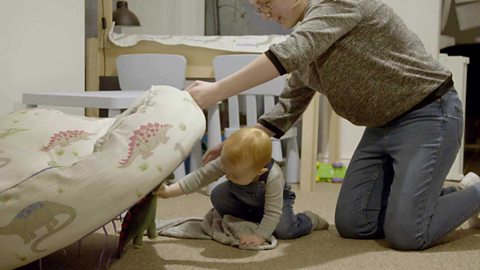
[117,53,187,91]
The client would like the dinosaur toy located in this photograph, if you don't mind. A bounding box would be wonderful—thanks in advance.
[117,173,174,258]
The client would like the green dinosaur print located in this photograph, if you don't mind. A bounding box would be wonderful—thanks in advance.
[0,157,11,169]
[174,142,187,161]
[0,201,76,253]
[0,128,28,139]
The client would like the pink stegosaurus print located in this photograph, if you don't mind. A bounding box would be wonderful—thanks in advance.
[39,130,93,152]
[118,123,172,168]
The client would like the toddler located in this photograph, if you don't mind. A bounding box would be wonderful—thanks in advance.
[154,127,328,246]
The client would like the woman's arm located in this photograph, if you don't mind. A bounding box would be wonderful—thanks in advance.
[187,54,280,109]
[259,74,316,138]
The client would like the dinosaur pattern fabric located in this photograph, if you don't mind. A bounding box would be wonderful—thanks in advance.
[0,108,114,188]
[0,85,206,269]
[39,130,93,152]
[0,201,76,253]
[119,123,172,168]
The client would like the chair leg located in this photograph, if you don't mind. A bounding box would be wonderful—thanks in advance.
[173,163,186,180]
[189,139,203,173]
[285,138,300,184]
[272,140,283,162]
[108,109,122,117]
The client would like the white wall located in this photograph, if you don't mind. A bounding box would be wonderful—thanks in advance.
[381,0,442,57]
[120,0,205,35]
[0,0,84,116]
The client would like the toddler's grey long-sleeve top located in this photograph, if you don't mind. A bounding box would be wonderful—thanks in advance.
[260,0,452,137]
[178,157,285,239]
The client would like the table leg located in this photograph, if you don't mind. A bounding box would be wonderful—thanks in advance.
[108,109,121,117]
[206,104,223,195]
[300,93,320,192]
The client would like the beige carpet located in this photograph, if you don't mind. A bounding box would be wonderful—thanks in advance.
[17,182,480,270]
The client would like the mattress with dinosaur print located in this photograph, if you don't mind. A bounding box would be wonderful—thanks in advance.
[0,85,205,269]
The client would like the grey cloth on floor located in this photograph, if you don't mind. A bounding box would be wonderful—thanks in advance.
[156,208,278,250]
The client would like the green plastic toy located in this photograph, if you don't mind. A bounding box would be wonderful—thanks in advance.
[332,162,347,183]
[316,162,346,182]
[316,162,334,182]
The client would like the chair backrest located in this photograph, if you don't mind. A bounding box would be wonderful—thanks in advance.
[213,54,286,129]
[116,54,187,90]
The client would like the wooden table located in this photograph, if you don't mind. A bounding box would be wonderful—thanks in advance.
[23,90,144,117]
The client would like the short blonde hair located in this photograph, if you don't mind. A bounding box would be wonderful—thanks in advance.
[222,127,272,171]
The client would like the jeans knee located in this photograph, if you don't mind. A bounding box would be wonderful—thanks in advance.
[335,216,362,238]
[210,198,223,215]
[210,183,230,215]
[335,207,366,238]
[384,219,426,251]
[210,186,221,203]
[335,207,384,239]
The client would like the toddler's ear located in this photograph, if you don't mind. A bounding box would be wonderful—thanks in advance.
[257,167,269,175]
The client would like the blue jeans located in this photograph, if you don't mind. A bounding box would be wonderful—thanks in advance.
[210,181,312,239]
[335,89,480,250]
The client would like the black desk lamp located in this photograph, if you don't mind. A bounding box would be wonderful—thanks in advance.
[113,1,141,26]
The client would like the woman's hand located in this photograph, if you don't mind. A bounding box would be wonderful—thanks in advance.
[202,142,224,165]
[186,80,222,109]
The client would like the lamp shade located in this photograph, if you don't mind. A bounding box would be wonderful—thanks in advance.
[113,1,141,26]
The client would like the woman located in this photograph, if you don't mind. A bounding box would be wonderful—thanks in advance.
[187,0,480,250]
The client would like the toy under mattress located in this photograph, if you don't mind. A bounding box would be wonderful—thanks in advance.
[0,86,205,269]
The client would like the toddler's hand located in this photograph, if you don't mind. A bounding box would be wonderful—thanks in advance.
[239,234,266,247]
[152,184,171,198]
[153,182,184,198]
